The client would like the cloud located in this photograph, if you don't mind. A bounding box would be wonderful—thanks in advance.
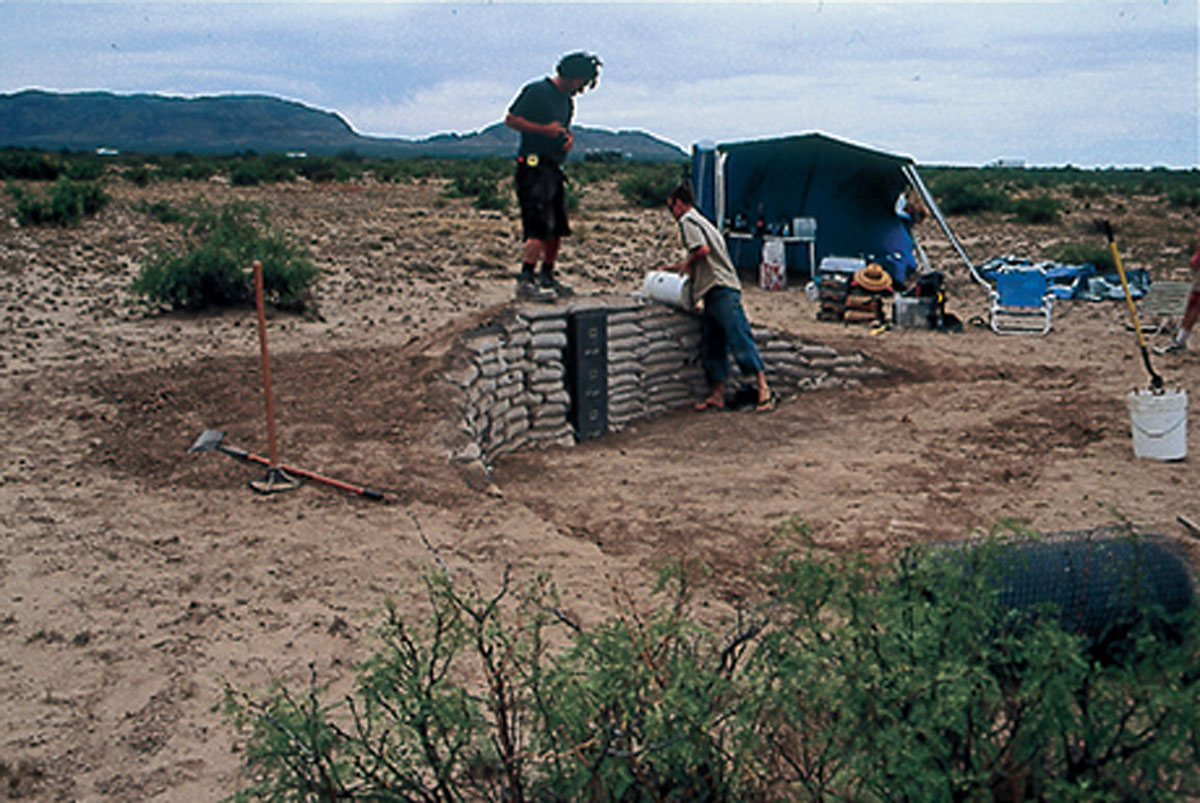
[2,0,1196,166]
[342,79,517,137]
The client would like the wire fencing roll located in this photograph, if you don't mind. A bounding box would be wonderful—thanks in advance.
[933,527,1196,664]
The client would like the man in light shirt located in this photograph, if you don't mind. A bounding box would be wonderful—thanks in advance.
[663,183,774,412]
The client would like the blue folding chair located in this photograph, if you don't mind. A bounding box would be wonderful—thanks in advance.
[989,267,1054,335]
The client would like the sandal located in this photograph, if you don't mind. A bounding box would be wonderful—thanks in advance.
[694,395,725,412]
[755,391,777,413]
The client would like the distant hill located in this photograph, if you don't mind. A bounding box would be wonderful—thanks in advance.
[0,89,687,162]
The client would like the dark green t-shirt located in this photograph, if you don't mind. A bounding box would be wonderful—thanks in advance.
[508,77,573,164]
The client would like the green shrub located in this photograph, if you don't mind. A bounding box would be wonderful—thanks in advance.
[292,156,360,184]
[372,157,448,184]
[1047,241,1115,272]
[473,182,511,212]
[63,157,106,182]
[155,155,219,182]
[134,199,189,225]
[1008,194,1063,225]
[617,164,682,208]
[229,154,295,186]
[223,526,1200,801]
[929,174,1009,216]
[5,176,109,226]
[1069,182,1105,200]
[0,148,62,181]
[124,165,153,187]
[129,200,319,311]
[564,180,581,214]
[1167,188,1200,209]
[434,159,513,212]
[441,159,507,196]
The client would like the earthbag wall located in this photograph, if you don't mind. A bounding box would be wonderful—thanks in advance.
[440,297,887,471]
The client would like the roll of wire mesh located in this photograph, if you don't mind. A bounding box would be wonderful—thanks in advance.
[934,527,1196,665]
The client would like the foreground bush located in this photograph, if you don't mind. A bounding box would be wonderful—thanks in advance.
[129,200,319,311]
[5,176,109,226]
[223,528,1200,801]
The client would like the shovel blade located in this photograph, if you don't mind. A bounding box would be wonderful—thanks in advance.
[187,429,226,454]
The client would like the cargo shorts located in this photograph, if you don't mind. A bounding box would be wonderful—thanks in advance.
[515,157,571,241]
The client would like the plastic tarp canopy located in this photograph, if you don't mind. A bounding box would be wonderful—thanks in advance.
[693,133,918,281]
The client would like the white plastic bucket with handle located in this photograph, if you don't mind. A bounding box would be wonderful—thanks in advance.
[642,270,691,309]
[1127,388,1187,460]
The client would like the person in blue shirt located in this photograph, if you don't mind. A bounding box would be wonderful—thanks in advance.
[505,52,602,300]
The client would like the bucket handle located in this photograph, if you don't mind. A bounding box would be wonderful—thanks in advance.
[1132,414,1187,439]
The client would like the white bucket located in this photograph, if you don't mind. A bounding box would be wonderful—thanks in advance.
[642,270,691,309]
[1127,388,1188,460]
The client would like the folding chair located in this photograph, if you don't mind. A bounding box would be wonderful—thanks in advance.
[989,266,1054,335]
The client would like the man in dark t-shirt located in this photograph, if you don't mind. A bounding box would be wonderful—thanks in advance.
[504,51,602,300]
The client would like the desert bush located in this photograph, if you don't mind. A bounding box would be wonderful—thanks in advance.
[1167,187,1200,209]
[569,160,628,187]
[474,182,512,212]
[371,157,452,184]
[292,156,361,184]
[229,153,296,186]
[1047,241,1115,273]
[0,148,62,181]
[123,165,153,187]
[927,174,1009,216]
[129,200,319,311]
[921,165,1200,206]
[154,155,220,182]
[1008,194,1063,225]
[1069,182,1106,200]
[442,159,507,194]
[5,176,109,226]
[63,157,106,182]
[134,199,189,225]
[437,159,513,212]
[617,163,681,208]
[223,526,1200,801]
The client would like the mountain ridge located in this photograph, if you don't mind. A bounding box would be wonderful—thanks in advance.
[0,89,687,162]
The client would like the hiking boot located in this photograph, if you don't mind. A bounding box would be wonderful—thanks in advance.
[539,276,574,297]
[1154,340,1187,355]
[516,275,555,302]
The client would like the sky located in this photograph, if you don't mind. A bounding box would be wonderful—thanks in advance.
[1,1,1197,168]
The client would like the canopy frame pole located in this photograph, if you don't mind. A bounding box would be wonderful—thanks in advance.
[715,150,728,230]
[903,164,990,289]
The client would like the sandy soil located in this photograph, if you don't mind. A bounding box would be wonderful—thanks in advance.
[1,173,1198,799]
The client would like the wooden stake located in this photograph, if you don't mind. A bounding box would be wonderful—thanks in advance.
[252,260,280,469]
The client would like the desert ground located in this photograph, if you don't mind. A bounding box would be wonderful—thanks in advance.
[1,172,1198,799]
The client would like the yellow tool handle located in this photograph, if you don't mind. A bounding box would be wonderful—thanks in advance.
[1108,240,1147,349]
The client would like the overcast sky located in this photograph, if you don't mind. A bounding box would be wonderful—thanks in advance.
[2,1,1196,167]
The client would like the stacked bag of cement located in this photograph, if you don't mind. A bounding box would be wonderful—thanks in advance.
[843,263,893,325]
[606,303,705,431]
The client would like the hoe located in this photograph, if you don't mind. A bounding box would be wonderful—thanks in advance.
[187,428,383,500]
[188,260,382,500]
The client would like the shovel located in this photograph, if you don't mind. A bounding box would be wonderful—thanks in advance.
[1098,219,1163,391]
[188,429,384,500]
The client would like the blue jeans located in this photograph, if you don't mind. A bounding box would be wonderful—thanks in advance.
[700,286,765,385]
